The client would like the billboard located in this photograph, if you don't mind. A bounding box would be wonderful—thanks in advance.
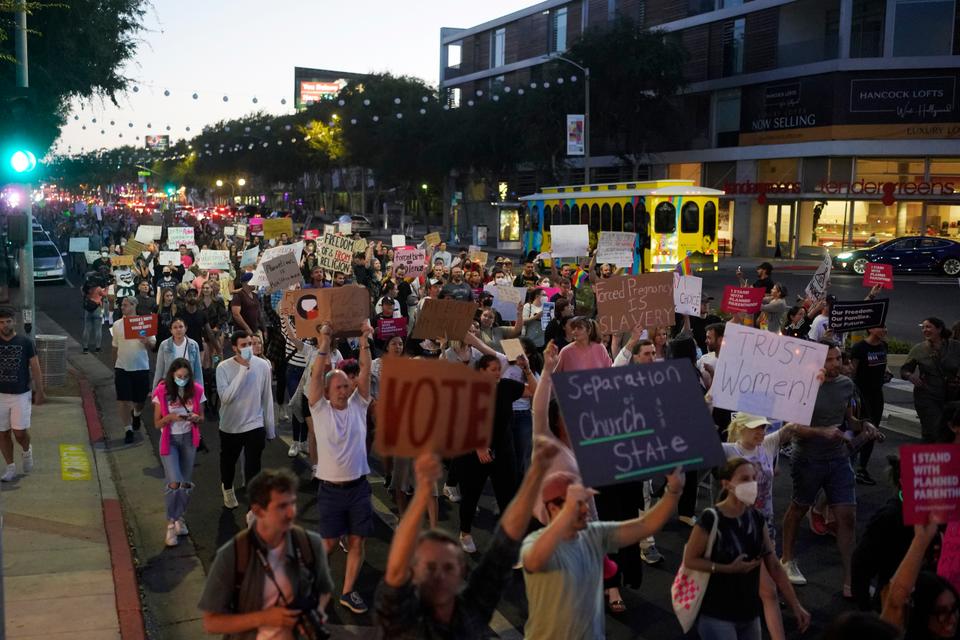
[294,67,368,111]
[145,135,170,150]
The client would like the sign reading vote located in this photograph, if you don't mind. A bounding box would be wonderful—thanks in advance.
[900,444,960,525]
[862,263,894,289]
[123,314,158,339]
[375,357,495,457]
[829,299,889,332]
[711,322,828,425]
[721,286,765,314]
[594,273,674,335]
[552,362,725,487]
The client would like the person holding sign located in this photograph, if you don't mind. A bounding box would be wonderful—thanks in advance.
[112,297,157,445]
[375,438,560,639]
[306,322,375,615]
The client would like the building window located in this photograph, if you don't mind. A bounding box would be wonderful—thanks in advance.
[714,89,741,147]
[551,7,568,53]
[492,28,506,68]
[608,0,618,20]
[447,43,462,68]
[850,0,885,57]
[893,0,955,56]
[722,19,746,76]
[449,87,461,108]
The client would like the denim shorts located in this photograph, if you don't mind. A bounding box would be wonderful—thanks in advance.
[316,477,375,539]
[790,456,856,507]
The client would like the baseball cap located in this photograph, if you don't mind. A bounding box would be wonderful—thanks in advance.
[541,471,579,504]
[240,272,254,283]
[730,412,771,430]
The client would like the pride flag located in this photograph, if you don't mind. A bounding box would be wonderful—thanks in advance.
[674,257,692,276]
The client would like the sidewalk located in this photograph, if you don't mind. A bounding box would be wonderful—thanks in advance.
[1,374,135,639]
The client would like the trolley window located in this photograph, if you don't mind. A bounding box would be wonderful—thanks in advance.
[540,205,550,231]
[681,202,700,233]
[590,204,600,232]
[552,205,562,228]
[600,203,612,231]
[571,204,580,224]
[654,202,677,234]
[562,204,571,225]
[623,202,634,232]
[703,201,717,241]
[612,203,623,230]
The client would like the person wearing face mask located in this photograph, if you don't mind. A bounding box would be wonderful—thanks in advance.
[152,358,204,547]
[683,457,810,640]
[156,266,179,305]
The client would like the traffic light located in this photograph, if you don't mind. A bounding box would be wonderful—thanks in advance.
[2,145,39,180]
[8,149,37,174]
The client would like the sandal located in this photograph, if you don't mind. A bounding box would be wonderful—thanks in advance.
[606,598,627,614]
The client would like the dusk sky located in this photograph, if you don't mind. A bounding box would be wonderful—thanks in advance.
[53,0,531,155]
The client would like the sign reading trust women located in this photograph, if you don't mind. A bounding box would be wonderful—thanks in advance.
[711,323,829,425]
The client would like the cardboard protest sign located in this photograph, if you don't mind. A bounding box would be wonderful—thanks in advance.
[123,314,158,339]
[111,254,135,267]
[862,263,894,289]
[250,242,305,287]
[552,362,725,487]
[411,299,476,341]
[900,444,960,525]
[135,225,162,243]
[597,231,636,268]
[829,299,889,332]
[468,250,488,266]
[374,357,496,457]
[721,286,765,314]
[263,218,293,240]
[496,284,525,305]
[235,224,247,238]
[594,274,674,335]
[320,233,353,274]
[262,252,303,292]
[550,224,589,257]
[223,226,235,237]
[303,229,320,240]
[323,224,336,236]
[167,227,195,247]
[376,317,408,340]
[500,338,526,362]
[338,222,352,236]
[673,275,702,316]
[541,301,555,329]
[123,238,147,256]
[157,251,180,266]
[239,246,260,268]
[391,234,406,248]
[711,322,828,424]
[198,249,231,271]
[290,285,369,338]
[424,232,441,247]
[394,248,427,277]
[485,283,525,321]
[69,238,89,252]
[805,252,832,300]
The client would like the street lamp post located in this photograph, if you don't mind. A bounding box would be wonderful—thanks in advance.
[549,55,590,184]
[237,178,246,205]
[215,179,235,204]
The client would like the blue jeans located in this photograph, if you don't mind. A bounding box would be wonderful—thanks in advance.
[81,307,102,351]
[160,432,196,522]
[512,410,532,478]
[697,615,761,640]
[285,365,306,442]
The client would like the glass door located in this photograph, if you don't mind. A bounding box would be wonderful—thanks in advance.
[765,203,795,257]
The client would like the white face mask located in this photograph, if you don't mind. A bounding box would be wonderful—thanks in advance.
[733,481,759,506]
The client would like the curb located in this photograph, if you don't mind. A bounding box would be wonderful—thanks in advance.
[77,370,147,640]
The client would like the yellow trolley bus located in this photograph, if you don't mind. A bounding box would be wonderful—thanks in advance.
[519,179,724,272]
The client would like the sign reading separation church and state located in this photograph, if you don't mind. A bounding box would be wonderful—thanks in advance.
[711,322,829,425]
[552,362,725,488]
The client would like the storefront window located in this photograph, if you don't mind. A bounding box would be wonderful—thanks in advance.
[927,204,960,238]
[798,199,925,248]
[855,158,925,183]
[717,200,734,254]
[499,209,521,241]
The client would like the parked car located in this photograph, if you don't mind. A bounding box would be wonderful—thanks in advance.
[33,241,66,283]
[833,236,960,276]
[347,214,374,236]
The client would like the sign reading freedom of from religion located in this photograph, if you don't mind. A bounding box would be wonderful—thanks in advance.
[263,218,294,240]
[552,362,725,487]
[374,357,496,457]
[594,273,675,335]
[262,252,303,292]
[167,227,195,247]
[197,249,231,271]
[411,299,476,341]
[123,314,158,339]
[69,238,89,252]
[394,248,427,276]
[549,224,589,258]
[711,322,829,425]
[290,286,369,338]
[596,231,636,268]
[862,262,894,289]
[320,233,353,274]
[673,275,703,316]
[721,286,765,314]
[135,225,162,243]
[900,444,960,525]
[828,299,889,332]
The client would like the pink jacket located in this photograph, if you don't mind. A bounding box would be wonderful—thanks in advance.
[153,381,203,455]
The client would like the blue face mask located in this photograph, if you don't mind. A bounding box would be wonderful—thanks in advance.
[240,346,253,360]
[174,376,189,388]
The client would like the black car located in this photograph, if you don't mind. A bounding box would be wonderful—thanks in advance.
[833,236,960,276]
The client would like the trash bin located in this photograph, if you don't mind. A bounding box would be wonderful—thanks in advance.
[35,334,68,388]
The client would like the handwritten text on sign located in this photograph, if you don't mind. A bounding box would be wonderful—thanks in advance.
[594,273,674,334]
[552,363,725,487]
[320,233,353,274]
[394,248,427,276]
[596,231,636,268]
[673,275,702,316]
[375,358,495,457]
[900,444,960,525]
[711,323,828,425]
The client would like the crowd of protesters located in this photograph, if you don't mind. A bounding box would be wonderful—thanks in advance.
[36,202,960,639]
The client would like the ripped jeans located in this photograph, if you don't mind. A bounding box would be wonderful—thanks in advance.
[160,432,196,522]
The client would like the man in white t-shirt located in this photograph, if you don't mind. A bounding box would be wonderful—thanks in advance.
[112,297,156,444]
[306,321,374,615]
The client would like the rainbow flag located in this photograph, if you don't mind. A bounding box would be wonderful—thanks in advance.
[674,257,692,276]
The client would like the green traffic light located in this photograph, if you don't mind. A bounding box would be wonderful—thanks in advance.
[9,150,37,174]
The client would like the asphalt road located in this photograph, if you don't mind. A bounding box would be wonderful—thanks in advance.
[34,275,931,639]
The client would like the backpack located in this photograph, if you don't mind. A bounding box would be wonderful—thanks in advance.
[231,525,316,611]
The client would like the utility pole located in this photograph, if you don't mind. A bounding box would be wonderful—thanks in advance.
[15,2,35,337]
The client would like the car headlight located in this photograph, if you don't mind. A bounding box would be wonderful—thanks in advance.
[836,252,853,260]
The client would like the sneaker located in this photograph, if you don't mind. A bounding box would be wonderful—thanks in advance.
[809,509,829,536]
[855,468,877,486]
[443,484,461,503]
[459,533,477,553]
[245,510,256,527]
[131,412,142,431]
[781,559,807,585]
[338,537,349,553]
[222,486,239,509]
[678,515,697,527]
[641,545,664,565]
[82,348,89,354]
[123,428,134,444]
[175,518,189,536]
[287,442,299,458]
[22,447,33,473]
[339,591,368,614]
[0,463,16,482]
[165,523,178,547]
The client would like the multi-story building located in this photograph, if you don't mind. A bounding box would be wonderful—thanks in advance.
[439,0,960,257]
